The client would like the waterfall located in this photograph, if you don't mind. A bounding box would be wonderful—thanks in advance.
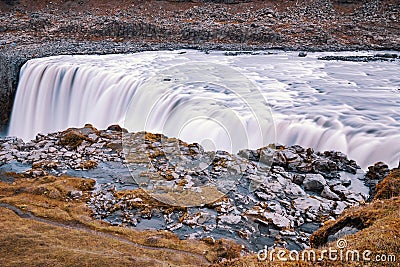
[8,50,400,168]
[9,59,139,138]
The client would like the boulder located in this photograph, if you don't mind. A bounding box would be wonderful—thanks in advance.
[298,51,307,57]
[303,174,327,192]
[321,186,340,200]
[262,212,291,229]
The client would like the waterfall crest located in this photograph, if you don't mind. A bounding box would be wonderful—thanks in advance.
[8,50,400,168]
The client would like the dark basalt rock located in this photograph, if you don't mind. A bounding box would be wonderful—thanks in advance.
[318,54,400,62]
[303,174,326,192]
[298,51,307,57]
[365,161,390,201]
[242,145,360,179]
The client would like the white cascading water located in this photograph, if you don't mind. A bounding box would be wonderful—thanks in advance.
[8,50,400,169]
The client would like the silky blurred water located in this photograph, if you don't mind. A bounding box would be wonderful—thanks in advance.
[8,50,400,168]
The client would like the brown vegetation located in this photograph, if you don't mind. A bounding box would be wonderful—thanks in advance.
[310,197,400,253]
[374,169,400,200]
[59,130,93,149]
[79,159,98,169]
[0,161,398,266]
[0,172,241,266]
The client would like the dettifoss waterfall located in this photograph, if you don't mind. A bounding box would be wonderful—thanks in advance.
[8,50,400,169]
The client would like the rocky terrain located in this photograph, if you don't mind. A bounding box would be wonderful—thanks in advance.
[1,0,400,133]
[0,1,399,266]
[1,0,399,49]
[1,124,398,266]
[0,166,240,266]
[218,169,400,266]
[0,124,371,252]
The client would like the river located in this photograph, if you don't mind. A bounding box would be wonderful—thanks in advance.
[8,50,400,168]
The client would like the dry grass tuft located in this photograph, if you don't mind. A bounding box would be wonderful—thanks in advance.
[79,159,98,169]
[59,130,92,149]
[144,132,162,143]
[374,169,400,200]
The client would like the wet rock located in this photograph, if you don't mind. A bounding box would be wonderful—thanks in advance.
[218,214,242,225]
[303,174,326,192]
[365,162,390,201]
[366,162,390,181]
[0,126,371,252]
[345,193,364,203]
[284,183,306,197]
[326,179,342,187]
[327,226,359,243]
[298,51,307,57]
[261,212,291,229]
[255,191,275,201]
[332,201,347,216]
[341,177,351,186]
[107,124,128,133]
[321,186,340,201]
[293,197,321,213]
[319,55,398,62]
[299,222,320,234]
[331,184,348,198]
[292,174,305,185]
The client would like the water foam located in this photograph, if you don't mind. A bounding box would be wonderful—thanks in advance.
[8,50,400,168]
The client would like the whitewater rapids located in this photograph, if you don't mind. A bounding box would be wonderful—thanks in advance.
[8,50,400,168]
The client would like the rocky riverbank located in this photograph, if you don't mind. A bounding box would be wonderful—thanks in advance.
[1,1,399,265]
[1,0,400,133]
[0,124,375,253]
[1,0,399,50]
[1,124,399,266]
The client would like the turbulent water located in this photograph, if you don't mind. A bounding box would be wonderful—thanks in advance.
[8,50,400,168]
